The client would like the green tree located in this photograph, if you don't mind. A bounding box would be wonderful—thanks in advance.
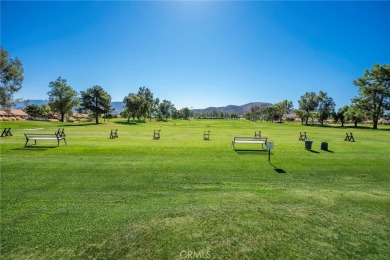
[275,100,294,123]
[0,47,24,108]
[180,107,191,120]
[335,105,349,127]
[316,91,335,126]
[345,105,365,127]
[298,92,319,125]
[262,106,277,122]
[159,99,174,121]
[353,64,390,129]
[250,105,261,121]
[123,93,142,122]
[137,87,154,121]
[80,85,112,124]
[40,104,52,119]
[47,77,79,122]
[24,104,43,118]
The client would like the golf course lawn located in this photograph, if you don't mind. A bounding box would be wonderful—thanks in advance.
[1,119,389,259]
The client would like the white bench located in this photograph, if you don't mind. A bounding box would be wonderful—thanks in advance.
[232,137,267,150]
[24,133,67,147]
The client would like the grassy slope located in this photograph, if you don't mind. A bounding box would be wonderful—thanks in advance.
[1,119,389,259]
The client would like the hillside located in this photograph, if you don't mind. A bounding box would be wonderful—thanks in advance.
[192,102,273,115]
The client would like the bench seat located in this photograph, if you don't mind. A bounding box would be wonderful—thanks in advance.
[232,137,267,150]
[24,133,67,147]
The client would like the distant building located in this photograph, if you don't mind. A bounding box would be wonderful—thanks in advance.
[73,113,89,119]
[282,113,300,122]
[0,109,29,119]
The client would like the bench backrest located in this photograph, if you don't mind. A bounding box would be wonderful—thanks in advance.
[234,137,267,141]
[25,133,62,139]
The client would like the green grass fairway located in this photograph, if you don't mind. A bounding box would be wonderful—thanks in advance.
[1,119,389,259]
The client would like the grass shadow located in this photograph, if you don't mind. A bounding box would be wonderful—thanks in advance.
[13,146,57,151]
[234,149,267,155]
[61,123,97,127]
[113,121,140,125]
[269,163,287,173]
[302,124,390,131]
[307,149,320,153]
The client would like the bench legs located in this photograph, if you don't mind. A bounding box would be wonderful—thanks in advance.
[25,139,37,147]
[25,139,66,147]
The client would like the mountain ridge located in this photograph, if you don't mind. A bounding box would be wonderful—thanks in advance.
[192,102,273,115]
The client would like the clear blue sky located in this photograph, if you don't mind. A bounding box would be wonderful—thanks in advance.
[1,1,389,109]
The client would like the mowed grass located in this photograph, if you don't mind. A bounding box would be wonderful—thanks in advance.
[1,119,389,259]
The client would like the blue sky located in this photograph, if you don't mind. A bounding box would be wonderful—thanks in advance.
[1,1,389,109]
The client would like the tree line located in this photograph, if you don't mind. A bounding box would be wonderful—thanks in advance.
[1,47,389,128]
[238,65,390,129]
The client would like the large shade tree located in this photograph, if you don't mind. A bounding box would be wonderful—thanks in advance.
[47,77,79,122]
[275,100,293,123]
[159,99,174,121]
[345,104,366,127]
[335,105,349,127]
[80,85,112,124]
[0,47,24,108]
[316,91,335,126]
[298,92,319,125]
[353,64,390,129]
[137,86,154,120]
[123,87,154,122]
[123,93,142,122]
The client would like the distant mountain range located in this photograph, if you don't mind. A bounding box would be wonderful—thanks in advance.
[192,102,273,115]
[14,100,273,115]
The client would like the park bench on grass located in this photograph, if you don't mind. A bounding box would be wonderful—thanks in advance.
[345,133,355,142]
[24,133,67,147]
[254,131,261,137]
[56,128,66,137]
[232,137,268,150]
[204,131,210,140]
[110,129,118,139]
[299,132,308,141]
[153,130,161,140]
[1,128,12,137]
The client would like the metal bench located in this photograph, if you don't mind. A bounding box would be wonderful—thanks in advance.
[345,132,355,142]
[110,129,118,139]
[299,132,308,141]
[56,128,66,137]
[153,130,160,140]
[24,133,67,147]
[204,131,210,140]
[1,128,12,137]
[232,137,267,150]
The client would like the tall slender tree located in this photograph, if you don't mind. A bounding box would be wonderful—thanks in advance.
[47,77,79,122]
[123,93,141,122]
[275,100,293,122]
[137,87,154,121]
[80,85,112,124]
[159,99,174,121]
[353,64,390,129]
[335,105,349,127]
[298,92,319,125]
[316,91,335,126]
